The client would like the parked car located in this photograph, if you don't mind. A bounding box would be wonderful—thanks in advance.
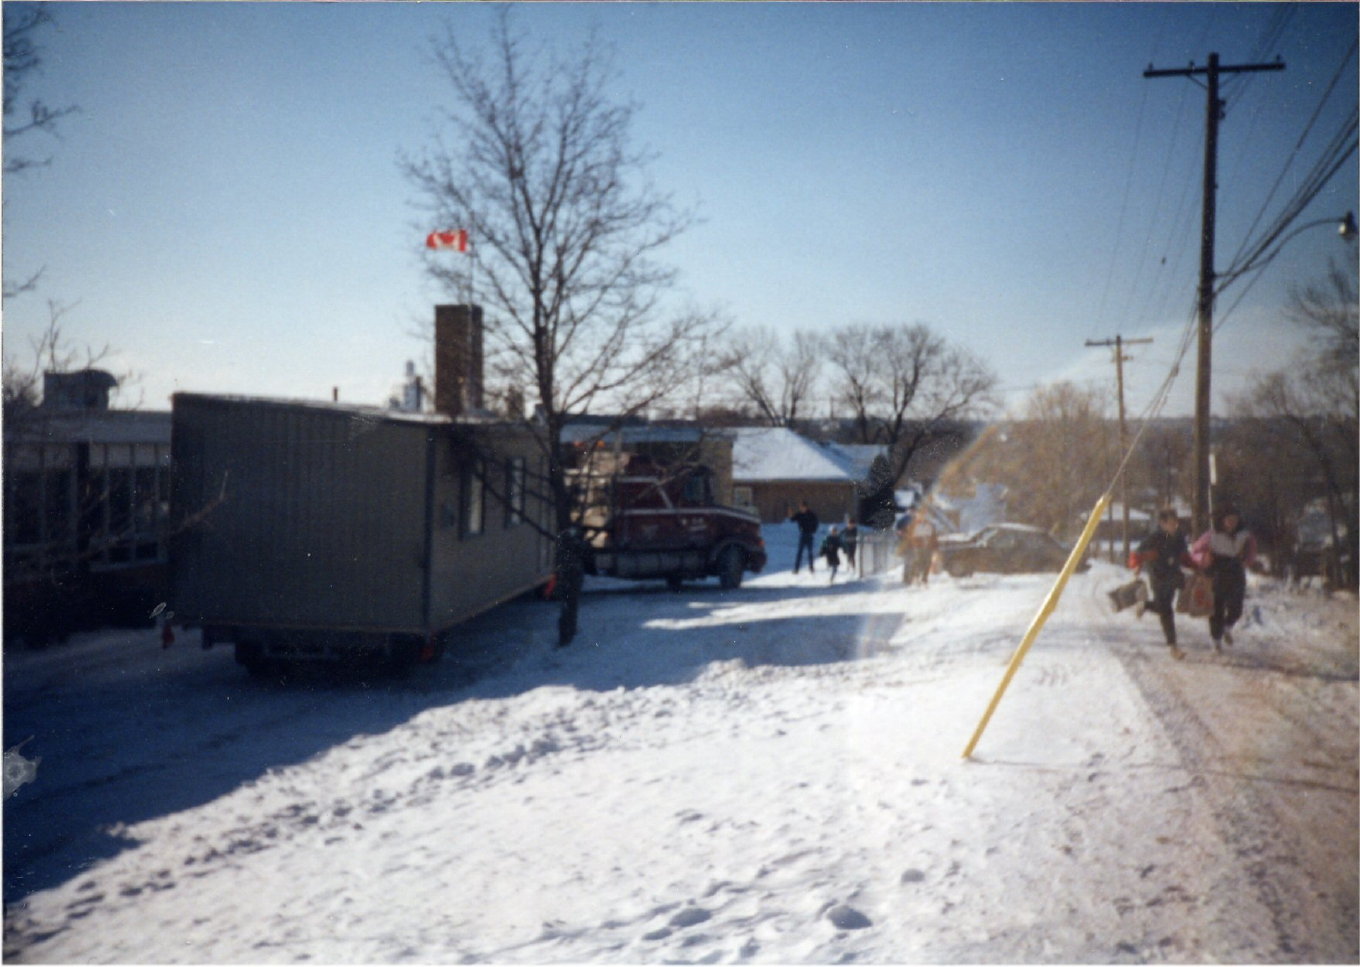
[938,523,1087,577]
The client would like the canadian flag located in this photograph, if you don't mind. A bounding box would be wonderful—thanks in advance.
[425,229,469,252]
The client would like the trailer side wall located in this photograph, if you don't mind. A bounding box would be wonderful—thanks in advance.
[427,428,553,629]
[171,396,429,633]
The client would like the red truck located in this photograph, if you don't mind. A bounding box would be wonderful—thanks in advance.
[576,458,767,589]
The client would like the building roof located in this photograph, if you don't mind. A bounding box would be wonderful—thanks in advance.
[823,441,887,480]
[559,421,706,447]
[8,409,172,446]
[730,427,861,484]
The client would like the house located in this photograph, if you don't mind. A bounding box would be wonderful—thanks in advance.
[3,370,172,643]
[728,426,864,525]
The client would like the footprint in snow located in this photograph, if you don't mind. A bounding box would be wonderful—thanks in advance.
[669,907,713,929]
[826,905,872,930]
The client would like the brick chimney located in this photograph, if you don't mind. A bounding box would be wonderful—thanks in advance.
[434,304,484,419]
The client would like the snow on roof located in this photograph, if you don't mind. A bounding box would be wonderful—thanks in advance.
[822,442,886,480]
[730,427,861,483]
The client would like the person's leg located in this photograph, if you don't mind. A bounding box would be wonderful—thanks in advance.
[1222,568,1246,644]
[1209,570,1229,646]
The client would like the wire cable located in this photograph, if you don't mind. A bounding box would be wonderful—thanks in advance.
[1226,36,1358,273]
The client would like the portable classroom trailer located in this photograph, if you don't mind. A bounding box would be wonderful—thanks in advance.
[170,393,553,672]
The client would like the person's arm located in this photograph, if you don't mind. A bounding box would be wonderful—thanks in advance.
[1189,531,1212,569]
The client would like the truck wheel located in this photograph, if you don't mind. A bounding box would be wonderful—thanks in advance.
[718,546,745,590]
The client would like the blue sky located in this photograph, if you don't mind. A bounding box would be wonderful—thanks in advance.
[3,1,1356,418]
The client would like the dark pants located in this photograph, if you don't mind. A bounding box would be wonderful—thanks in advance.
[1209,562,1246,642]
[1148,574,1179,645]
[557,572,583,646]
[795,533,816,572]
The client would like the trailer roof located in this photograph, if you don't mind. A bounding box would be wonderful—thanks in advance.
[171,393,522,429]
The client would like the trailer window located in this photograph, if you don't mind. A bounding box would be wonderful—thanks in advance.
[463,464,485,537]
[505,457,526,527]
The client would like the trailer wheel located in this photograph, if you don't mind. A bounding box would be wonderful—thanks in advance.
[717,546,745,590]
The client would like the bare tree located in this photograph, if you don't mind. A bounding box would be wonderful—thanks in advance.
[717,325,822,427]
[400,13,720,530]
[1229,257,1358,588]
[4,5,77,301]
[823,322,997,484]
[941,382,1110,539]
[1287,257,1360,372]
[3,300,141,428]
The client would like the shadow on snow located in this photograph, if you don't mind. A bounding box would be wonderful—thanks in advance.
[2,578,893,907]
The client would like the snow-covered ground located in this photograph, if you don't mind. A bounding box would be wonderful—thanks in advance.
[4,526,1356,963]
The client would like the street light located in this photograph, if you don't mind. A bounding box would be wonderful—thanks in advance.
[1216,211,1358,293]
[1186,210,1356,533]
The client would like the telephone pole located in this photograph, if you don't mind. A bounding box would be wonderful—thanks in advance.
[1087,334,1153,560]
[1144,53,1285,533]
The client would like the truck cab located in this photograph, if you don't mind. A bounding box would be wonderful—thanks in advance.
[577,459,766,589]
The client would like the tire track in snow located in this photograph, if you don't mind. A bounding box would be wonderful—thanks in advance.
[1110,633,1354,962]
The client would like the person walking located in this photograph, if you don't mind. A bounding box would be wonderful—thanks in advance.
[907,510,939,585]
[1130,508,1195,659]
[1191,505,1259,652]
[554,525,590,648]
[821,525,843,584]
[788,501,819,574]
[841,518,859,571]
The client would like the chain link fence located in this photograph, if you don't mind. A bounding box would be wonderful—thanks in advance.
[853,529,901,578]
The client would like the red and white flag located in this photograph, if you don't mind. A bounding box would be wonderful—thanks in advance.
[425,229,469,252]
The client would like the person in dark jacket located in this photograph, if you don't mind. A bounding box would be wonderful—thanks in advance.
[1130,508,1195,659]
[554,525,590,648]
[1191,505,1259,652]
[821,525,843,583]
[788,501,819,574]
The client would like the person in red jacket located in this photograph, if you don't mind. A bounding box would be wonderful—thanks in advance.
[1191,505,1259,652]
[1130,508,1196,659]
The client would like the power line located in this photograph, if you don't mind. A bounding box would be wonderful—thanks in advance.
[1217,106,1359,298]
[1226,36,1358,274]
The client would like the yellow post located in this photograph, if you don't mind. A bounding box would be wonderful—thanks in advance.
[962,492,1112,759]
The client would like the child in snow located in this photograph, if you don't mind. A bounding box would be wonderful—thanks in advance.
[1130,508,1195,660]
[841,519,859,570]
[820,526,843,583]
[1191,505,1259,652]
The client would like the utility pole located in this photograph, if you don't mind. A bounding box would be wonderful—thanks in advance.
[1144,53,1284,533]
[1087,334,1153,561]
